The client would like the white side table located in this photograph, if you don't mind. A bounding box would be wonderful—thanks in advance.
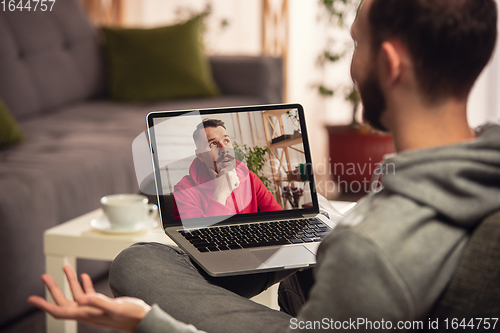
[44,209,175,333]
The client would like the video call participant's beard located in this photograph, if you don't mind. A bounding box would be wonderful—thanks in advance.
[359,66,388,132]
[197,148,237,176]
[215,150,236,173]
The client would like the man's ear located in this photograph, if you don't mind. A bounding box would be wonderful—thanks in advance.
[380,41,403,85]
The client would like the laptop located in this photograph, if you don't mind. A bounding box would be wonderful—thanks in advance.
[147,103,338,276]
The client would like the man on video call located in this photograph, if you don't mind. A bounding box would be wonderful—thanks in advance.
[173,119,282,220]
[29,0,500,332]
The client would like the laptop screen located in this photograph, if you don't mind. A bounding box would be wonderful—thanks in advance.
[147,104,319,229]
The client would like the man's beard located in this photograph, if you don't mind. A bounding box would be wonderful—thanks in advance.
[214,151,236,173]
[358,67,388,132]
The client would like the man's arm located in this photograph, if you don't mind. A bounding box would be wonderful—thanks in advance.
[285,229,414,332]
[136,305,205,333]
[173,188,236,219]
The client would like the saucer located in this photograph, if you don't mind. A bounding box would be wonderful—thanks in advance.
[90,216,158,234]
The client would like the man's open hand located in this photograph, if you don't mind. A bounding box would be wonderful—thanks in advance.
[27,266,151,333]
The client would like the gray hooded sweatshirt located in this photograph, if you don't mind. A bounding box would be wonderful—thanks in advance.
[136,122,500,333]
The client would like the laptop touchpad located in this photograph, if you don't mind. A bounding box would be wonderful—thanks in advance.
[250,246,315,267]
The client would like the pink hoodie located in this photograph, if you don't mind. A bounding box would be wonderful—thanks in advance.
[173,158,282,219]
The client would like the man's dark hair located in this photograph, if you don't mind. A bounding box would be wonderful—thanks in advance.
[368,0,497,102]
[192,119,226,143]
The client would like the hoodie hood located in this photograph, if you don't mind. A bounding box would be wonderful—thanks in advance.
[380,122,500,228]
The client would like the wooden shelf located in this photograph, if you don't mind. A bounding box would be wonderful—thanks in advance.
[262,108,304,209]
[269,136,302,149]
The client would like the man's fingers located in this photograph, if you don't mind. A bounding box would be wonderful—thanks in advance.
[41,274,71,306]
[28,295,72,317]
[219,166,236,175]
[81,273,96,294]
[63,266,85,301]
[28,295,63,315]
[28,295,54,312]
[228,171,239,188]
[78,294,117,314]
[223,173,234,190]
[208,167,218,179]
[28,295,103,319]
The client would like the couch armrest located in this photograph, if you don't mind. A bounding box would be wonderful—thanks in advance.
[208,56,283,104]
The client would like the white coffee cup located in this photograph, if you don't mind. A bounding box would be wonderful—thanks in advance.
[101,194,158,230]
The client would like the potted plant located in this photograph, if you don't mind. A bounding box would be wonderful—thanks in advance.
[233,142,273,192]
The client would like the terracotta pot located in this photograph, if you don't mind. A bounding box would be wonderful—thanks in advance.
[327,125,395,193]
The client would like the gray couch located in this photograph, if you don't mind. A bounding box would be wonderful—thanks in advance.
[0,0,282,328]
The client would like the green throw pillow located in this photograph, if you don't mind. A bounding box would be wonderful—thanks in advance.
[102,16,220,102]
[0,99,24,148]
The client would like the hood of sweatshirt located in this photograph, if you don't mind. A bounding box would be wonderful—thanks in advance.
[380,122,500,228]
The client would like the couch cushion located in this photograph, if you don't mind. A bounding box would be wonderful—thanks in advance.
[102,16,219,102]
[0,0,105,121]
[0,98,23,148]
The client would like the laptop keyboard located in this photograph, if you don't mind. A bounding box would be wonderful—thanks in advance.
[179,218,330,253]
